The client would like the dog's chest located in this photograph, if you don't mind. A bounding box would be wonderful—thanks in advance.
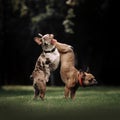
[45,49,59,60]
[44,49,60,70]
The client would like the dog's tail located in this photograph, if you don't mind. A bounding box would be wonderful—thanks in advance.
[30,75,33,80]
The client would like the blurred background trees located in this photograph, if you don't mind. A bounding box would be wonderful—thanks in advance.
[0,0,119,86]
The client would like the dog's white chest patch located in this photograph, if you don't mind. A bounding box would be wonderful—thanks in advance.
[45,48,60,70]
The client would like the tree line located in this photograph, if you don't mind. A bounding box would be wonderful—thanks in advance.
[0,0,118,86]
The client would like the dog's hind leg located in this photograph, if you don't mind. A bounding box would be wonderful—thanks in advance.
[70,88,76,99]
[33,83,40,99]
[40,88,46,100]
[34,88,39,99]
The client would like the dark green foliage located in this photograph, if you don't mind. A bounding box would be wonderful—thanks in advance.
[0,0,118,85]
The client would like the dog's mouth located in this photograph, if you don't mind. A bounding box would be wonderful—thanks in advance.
[81,77,98,87]
[93,79,98,85]
[43,42,51,47]
[42,43,54,51]
[87,78,98,86]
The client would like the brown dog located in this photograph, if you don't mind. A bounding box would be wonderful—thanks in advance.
[51,39,97,99]
[30,54,51,100]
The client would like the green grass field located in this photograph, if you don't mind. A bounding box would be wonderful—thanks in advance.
[0,86,120,120]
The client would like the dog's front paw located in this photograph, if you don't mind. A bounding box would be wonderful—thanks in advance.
[45,78,49,82]
[51,39,57,45]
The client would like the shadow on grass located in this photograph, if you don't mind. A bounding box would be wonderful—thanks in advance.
[1,105,120,120]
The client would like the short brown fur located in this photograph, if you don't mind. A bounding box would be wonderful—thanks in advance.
[51,39,97,99]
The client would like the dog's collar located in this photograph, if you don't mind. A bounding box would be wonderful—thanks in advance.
[78,72,83,86]
[44,47,56,53]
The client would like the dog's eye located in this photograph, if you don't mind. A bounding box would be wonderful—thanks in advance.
[81,75,85,80]
[89,79,93,82]
[43,35,49,40]
[82,74,86,78]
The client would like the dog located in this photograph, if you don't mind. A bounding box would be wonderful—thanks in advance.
[30,34,60,100]
[30,54,51,100]
[34,33,60,71]
[51,39,98,99]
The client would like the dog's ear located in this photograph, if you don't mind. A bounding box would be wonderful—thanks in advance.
[86,66,90,73]
[50,34,54,39]
[79,69,84,73]
[79,69,85,78]
[34,37,42,45]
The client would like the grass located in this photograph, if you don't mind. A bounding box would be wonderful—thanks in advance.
[0,86,120,120]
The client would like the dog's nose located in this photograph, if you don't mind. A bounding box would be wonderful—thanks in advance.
[44,43,48,46]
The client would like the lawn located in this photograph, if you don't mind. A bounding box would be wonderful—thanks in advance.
[0,85,120,120]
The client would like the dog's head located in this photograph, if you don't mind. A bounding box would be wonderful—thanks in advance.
[34,33,55,51]
[78,70,97,87]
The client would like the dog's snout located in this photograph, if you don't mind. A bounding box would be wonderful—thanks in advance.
[44,42,48,46]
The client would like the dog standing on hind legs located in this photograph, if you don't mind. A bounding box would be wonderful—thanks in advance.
[30,33,60,100]
[51,39,98,99]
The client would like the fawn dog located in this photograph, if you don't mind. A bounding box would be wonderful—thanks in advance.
[51,39,97,99]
